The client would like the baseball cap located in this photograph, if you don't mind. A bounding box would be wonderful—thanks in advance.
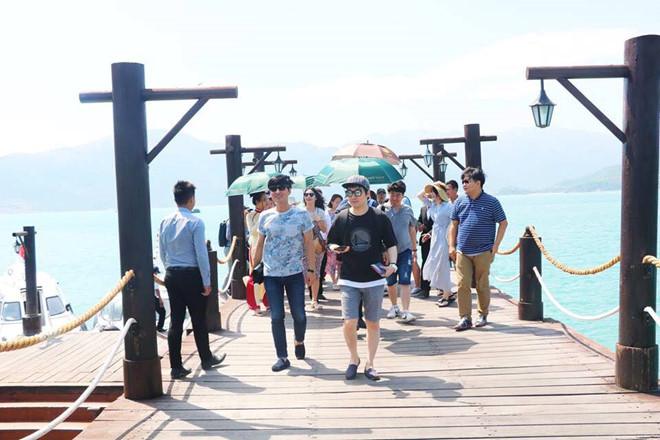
[376,188,386,194]
[341,175,370,191]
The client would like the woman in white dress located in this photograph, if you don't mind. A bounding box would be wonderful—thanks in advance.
[417,182,454,306]
[302,186,331,311]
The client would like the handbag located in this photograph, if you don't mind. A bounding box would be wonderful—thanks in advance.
[252,262,264,284]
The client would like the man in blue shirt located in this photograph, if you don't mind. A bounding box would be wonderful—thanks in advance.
[160,181,226,379]
[449,168,508,331]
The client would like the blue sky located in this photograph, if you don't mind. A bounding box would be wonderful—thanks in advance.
[0,1,658,156]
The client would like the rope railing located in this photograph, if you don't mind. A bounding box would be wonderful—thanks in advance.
[528,226,620,275]
[0,270,135,353]
[23,318,137,440]
[532,267,619,321]
[642,255,660,268]
[217,236,238,264]
[220,259,239,294]
[644,306,660,327]
[496,242,520,255]
[491,273,521,283]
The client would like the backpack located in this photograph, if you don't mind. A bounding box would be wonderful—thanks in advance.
[218,220,229,247]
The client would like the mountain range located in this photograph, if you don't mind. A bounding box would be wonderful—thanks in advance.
[0,127,623,213]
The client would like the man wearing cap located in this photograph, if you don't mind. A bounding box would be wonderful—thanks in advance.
[380,180,418,323]
[160,181,226,379]
[376,188,387,205]
[252,174,316,372]
[449,167,508,331]
[327,175,397,381]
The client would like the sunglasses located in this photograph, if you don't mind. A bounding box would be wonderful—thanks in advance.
[268,185,290,192]
[304,192,316,197]
[462,180,471,185]
[345,189,364,197]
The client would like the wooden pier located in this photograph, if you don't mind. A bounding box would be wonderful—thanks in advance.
[51,279,658,440]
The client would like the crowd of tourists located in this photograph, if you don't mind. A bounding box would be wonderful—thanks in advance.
[159,166,507,381]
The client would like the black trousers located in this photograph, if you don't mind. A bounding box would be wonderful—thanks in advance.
[165,267,212,368]
[420,239,431,292]
[154,296,166,330]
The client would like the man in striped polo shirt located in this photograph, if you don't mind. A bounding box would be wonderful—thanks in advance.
[449,167,508,331]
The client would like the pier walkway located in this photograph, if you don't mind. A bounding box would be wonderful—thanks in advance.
[74,282,660,440]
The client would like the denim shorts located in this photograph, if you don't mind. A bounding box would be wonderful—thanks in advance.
[341,284,384,322]
[386,248,413,286]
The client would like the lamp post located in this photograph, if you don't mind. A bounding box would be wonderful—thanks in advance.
[527,34,660,391]
[530,79,556,128]
[399,160,408,178]
[423,145,433,167]
[273,152,285,173]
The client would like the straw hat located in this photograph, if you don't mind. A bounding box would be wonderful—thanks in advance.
[424,181,449,202]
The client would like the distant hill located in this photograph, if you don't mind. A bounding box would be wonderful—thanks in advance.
[0,126,624,213]
[497,165,620,195]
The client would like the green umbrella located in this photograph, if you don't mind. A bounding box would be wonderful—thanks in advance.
[314,158,403,186]
[225,172,315,196]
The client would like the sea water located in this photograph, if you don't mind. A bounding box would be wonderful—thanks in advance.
[0,191,657,352]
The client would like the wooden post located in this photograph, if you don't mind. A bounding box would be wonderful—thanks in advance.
[111,62,162,400]
[518,227,543,321]
[14,227,41,336]
[225,135,248,300]
[617,35,660,391]
[464,124,483,168]
[432,143,444,182]
[206,249,222,331]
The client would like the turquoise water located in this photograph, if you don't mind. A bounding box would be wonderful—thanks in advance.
[0,191,657,352]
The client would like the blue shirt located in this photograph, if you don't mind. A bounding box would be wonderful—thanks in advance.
[159,207,211,286]
[451,191,506,255]
[381,203,417,252]
[259,205,314,277]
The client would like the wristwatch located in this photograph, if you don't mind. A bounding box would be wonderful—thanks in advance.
[307,268,315,273]
[389,263,398,271]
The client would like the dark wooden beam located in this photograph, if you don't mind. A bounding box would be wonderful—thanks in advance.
[527,65,630,80]
[147,99,208,164]
[420,136,496,145]
[210,146,286,155]
[80,86,238,103]
[406,158,434,180]
[557,78,626,143]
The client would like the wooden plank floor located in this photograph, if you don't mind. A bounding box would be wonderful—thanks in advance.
[75,278,660,440]
[0,327,169,385]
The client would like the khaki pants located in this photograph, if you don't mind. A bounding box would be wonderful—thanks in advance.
[456,251,493,320]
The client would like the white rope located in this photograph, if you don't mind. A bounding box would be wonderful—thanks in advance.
[23,318,137,440]
[219,259,239,294]
[532,267,619,321]
[491,273,521,283]
[644,306,660,326]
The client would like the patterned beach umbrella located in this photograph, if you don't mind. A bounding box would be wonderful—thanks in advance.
[225,172,315,196]
[331,142,401,165]
[314,158,403,186]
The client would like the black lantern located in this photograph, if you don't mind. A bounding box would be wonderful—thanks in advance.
[289,164,298,177]
[423,145,433,167]
[273,152,285,173]
[530,79,555,128]
[399,160,408,178]
[439,156,447,174]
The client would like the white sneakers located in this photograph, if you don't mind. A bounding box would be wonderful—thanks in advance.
[400,310,417,323]
[386,305,416,323]
[386,305,400,319]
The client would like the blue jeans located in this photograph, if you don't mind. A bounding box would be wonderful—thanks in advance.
[386,248,413,286]
[264,272,307,359]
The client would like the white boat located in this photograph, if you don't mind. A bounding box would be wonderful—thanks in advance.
[0,262,82,342]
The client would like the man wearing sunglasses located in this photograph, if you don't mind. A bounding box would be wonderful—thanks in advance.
[449,167,508,331]
[327,175,398,381]
[252,175,316,372]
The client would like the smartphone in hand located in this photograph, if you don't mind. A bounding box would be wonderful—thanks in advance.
[370,263,387,276]
[334,245,348,252]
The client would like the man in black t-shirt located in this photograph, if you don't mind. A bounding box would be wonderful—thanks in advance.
[327,175,397,381]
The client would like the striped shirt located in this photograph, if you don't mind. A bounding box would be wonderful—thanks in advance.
[451,191,506,255]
